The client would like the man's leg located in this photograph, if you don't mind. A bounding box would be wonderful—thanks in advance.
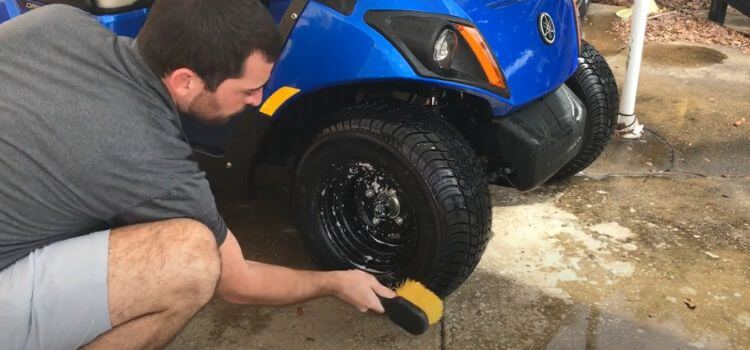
[84,218,221,349]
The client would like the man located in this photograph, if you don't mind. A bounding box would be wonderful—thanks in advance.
[0,0,396,349]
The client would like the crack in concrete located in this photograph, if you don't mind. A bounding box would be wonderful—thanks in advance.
[581,171,749,179]
[440,318,446,350]
[642,127,677,172]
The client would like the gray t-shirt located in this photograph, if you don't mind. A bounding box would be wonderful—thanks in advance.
[0,5,228,271]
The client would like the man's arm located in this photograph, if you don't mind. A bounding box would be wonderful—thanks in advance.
[215,230,395,312]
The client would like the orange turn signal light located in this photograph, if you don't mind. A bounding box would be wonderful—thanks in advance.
[455,24,507,91]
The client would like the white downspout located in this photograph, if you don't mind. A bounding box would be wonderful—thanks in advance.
[616,0,651,139]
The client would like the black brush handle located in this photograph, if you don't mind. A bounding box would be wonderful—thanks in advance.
[378,296,429,335]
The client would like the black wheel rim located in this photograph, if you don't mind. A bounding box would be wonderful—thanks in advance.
[318,160,419,275]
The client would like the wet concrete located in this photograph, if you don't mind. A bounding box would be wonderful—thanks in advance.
[168,5,749,349]
[585,5,750,179]
[437,172,750,349]
[581,5,626,56]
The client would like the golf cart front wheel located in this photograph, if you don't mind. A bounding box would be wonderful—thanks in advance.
[554,40,619,179]
[293,101,491,297]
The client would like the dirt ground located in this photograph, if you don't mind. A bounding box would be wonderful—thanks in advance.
[594,0,750,53]
[167,5,750,349]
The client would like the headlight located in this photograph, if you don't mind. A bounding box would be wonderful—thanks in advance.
[433,28,458,70]
[366,11,509,97]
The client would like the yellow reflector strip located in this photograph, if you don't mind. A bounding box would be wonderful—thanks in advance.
[259,86,301,117]
[455,25,507,90]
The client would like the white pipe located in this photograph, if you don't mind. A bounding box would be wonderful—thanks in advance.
[616,0,650,139]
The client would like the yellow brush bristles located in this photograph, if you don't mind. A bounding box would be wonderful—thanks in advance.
[395,279,444,325]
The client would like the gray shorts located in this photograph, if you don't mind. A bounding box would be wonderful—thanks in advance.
[0,230,112,350]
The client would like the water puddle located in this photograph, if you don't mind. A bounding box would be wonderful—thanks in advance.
[643,44,728,68]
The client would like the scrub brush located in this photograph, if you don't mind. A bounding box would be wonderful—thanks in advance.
[378,279,444,335]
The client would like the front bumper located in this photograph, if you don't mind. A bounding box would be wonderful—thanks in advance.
[487,85,585,191]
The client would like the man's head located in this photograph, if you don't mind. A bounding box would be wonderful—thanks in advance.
[137,0,281,123]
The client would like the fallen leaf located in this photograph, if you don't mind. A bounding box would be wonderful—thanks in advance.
[609,5,750,54]
[705,251,720,259]
[734,118,746,127]
[684,298,697,310]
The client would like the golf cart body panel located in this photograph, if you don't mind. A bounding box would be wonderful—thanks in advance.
[2,0,580,116]
[265,0,580,117]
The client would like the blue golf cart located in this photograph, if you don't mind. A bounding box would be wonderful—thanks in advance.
[0,0,618,296]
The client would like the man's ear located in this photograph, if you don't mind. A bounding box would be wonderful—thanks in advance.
[163,68,204,101]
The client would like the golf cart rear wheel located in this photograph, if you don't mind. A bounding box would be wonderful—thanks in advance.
[294,101,491,297]
[554,41,619,179]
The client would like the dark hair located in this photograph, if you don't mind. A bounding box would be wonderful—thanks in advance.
[137,0,281,91]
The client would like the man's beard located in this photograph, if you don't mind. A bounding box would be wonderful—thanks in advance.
[186,90,225,124]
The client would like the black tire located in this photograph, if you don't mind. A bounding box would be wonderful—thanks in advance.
[293,101,491,297]
[554,41,619,179]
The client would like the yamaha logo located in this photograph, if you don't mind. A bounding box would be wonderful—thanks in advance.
[538,12,556,45]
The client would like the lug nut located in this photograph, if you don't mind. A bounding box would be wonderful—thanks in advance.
[365,189,375,198]
[372,218,380,225]
[395,217,404,225]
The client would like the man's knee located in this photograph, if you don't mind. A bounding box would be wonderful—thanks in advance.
[106,219,221,328]
[148,219,221,304]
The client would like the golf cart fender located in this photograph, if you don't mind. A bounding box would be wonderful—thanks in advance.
[263,0,580,118]
[262,0,515,118]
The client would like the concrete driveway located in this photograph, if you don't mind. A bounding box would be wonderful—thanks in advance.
[168,5,750,349]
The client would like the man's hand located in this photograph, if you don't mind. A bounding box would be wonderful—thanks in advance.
[217,230,397,311]
[328,269,397,313]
